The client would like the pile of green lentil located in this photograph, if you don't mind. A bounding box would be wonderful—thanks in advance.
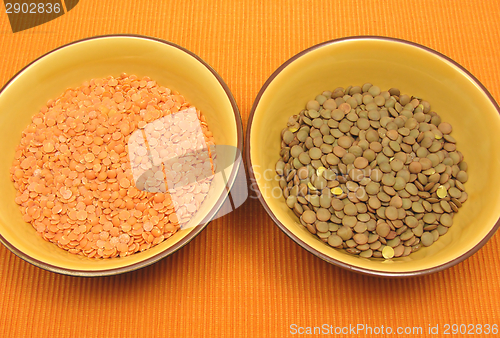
[276,84,468,259]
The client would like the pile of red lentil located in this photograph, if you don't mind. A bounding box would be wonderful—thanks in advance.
[10,74,215,259]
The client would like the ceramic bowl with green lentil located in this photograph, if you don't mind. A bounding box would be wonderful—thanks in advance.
[276,83,468,260]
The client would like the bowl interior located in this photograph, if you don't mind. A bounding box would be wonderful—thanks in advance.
[0,36,240,275]
[249,38,500,275]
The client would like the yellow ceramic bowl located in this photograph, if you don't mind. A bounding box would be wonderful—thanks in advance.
[247,36,500,277]
[0,35,242,276]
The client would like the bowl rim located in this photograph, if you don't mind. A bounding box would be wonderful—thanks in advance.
[245,35,500,277]
[0,34,243,277]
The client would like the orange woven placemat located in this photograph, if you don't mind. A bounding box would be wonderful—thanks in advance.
[1,1,499,337]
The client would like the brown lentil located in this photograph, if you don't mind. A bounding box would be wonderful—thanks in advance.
[276,84,468,259]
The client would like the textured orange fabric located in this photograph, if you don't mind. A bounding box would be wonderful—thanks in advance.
[1,1,500,337]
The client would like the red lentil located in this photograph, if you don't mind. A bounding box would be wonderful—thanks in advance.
[10,74,215,259]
